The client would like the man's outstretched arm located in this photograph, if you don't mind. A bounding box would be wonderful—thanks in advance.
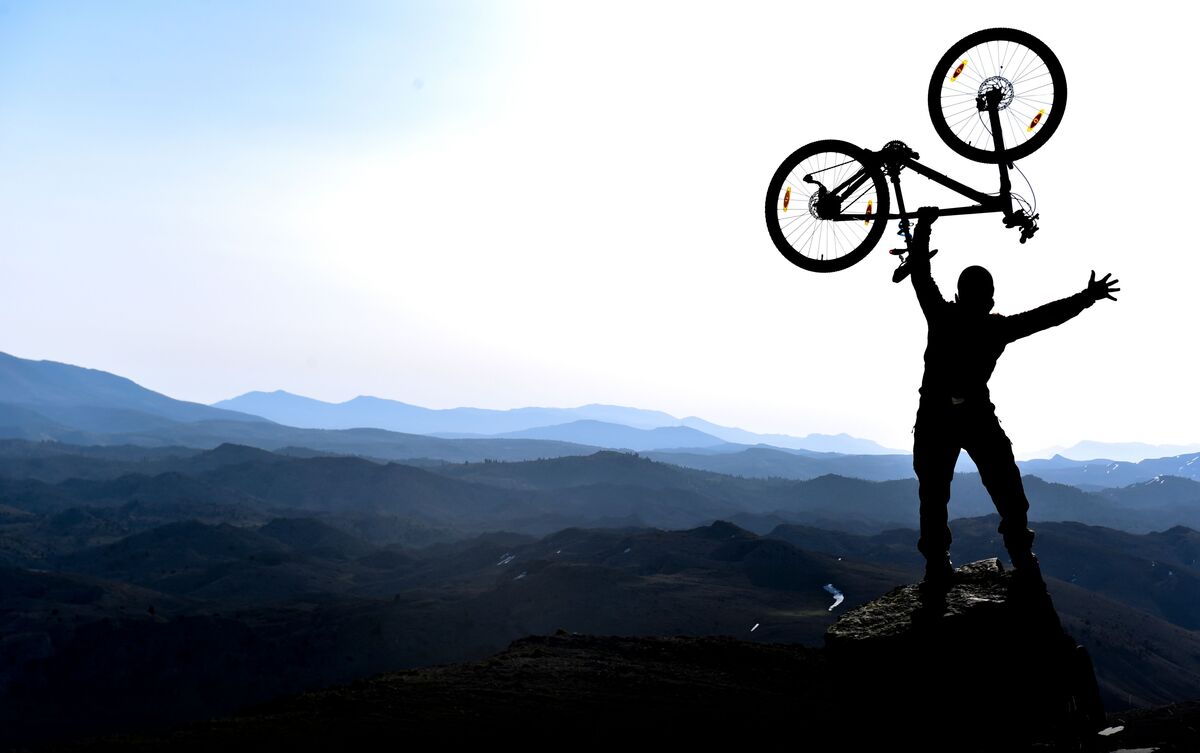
[1003,270,1120,342]
[908,208,946,320]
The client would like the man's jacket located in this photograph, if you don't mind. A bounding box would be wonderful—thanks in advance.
[910,259,1094,409]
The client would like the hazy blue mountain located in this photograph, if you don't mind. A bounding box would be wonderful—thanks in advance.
[564,404,684,429]
[0,416,630,465]
[7,351,1199,487]
[639,446,1013,484]
[429,452,1070,531]
[651,444,977,477]
[0,351,267,436]
[5,440,1200,538]
[97,421,605,463]
[0,365,615,466]
[213,390,901,453]
[645,445,1200,488]
[1027,440,1200,463]
[643,442,829,457]
[1098,475,1200,509]
[0,403,83,440]
[1019,453,1200,488]
[492,420,726,451]
[213,391,681,433]
[678,416,904,454]
[644,446,917,481]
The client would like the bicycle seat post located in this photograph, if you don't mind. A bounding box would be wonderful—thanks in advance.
[887,171,911,246]
[881,143,913,246]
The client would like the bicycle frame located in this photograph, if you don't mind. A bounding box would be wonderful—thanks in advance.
[830,147,1014,234]
[817,94,1034,245]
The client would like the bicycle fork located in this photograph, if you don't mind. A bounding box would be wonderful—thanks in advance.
[982,89,1040,243]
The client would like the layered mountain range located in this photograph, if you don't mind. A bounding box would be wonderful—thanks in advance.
[3,351,1199,485]
[3,349,1200,746]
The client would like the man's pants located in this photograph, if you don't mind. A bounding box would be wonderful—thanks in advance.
[913,400,1036,561]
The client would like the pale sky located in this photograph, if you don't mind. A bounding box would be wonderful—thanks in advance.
[1,1,1194,456]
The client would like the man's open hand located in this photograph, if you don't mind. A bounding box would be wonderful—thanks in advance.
[1086,270,1120,301]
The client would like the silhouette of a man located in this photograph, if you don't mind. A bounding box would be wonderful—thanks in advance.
[905,207,1119,588]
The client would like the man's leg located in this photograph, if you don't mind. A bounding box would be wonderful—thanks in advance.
[963,411,1037,565]
[913,408,961,567]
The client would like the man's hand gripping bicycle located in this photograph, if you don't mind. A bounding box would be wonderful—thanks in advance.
[892,206,941,283]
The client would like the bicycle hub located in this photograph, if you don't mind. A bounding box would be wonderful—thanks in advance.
[976,79,1013,111]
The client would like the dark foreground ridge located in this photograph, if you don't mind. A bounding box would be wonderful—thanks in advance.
[48,560,1199,752]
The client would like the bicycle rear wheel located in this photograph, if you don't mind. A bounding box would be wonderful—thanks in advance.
[928,28,1067,164]
[764,139,889,273]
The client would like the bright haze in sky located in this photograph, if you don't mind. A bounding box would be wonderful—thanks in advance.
[0,1,1193,457]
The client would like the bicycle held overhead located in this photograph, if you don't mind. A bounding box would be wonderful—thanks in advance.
[764,28,1067,282]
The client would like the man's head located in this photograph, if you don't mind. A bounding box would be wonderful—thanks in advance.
[955,265,994,314]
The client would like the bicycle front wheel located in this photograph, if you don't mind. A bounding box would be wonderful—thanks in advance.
[928,28,1067,164]
[764,139,889,273]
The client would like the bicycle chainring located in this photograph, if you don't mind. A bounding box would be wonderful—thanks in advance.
[881,140,914,177]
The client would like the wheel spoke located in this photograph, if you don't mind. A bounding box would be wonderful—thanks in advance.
[1003,107,1023,151]
[1011,62,1048,87]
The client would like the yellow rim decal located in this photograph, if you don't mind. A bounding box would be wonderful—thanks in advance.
[950,59,967,83]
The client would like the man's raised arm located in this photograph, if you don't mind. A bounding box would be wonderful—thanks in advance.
[1002,270,1120,343]
[908,207,946,320]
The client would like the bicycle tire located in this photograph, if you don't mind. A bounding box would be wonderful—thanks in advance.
[928,28,1067,164]
[764,139,890,273]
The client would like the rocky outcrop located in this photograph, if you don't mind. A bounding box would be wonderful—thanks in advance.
[824,558,1106,750]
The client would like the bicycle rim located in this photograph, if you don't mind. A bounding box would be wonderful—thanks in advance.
[765,140,888,273]
[929,29,1066,164]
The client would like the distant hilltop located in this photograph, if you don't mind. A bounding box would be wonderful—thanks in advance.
[213,389,903,454]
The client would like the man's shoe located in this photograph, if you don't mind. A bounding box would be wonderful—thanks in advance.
[1009,550,1046,589]
[921,555,955,589]
[1010,549,1040,572]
